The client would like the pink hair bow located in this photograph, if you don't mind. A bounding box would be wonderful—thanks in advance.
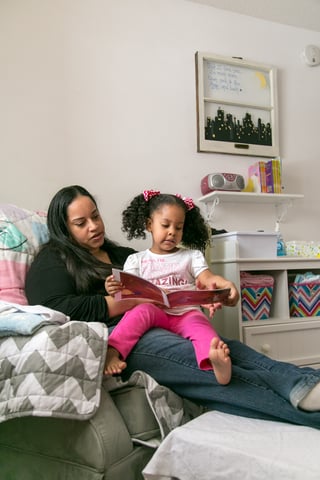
[175,194,195,211]
[143,189,160,202]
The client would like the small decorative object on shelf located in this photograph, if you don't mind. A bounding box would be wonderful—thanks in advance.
[286,241,320,258]
[275,221,286,256]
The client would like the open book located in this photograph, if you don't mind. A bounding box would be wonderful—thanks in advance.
[112,268,231,308]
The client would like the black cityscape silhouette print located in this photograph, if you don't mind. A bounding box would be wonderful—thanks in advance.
[205,107,272,146]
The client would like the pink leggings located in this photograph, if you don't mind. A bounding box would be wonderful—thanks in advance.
[108,303,220,370]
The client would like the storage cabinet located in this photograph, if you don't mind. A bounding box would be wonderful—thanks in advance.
[199,191,320,368]
[197,191,320,367]
[209,256,320,368]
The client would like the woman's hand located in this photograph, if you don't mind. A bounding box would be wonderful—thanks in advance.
[201,301,222,319]
[105,275,158,318]
[105,274,123,297]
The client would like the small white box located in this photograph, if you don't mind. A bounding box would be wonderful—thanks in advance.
[210,231,277,259]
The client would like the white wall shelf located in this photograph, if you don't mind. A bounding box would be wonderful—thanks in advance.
[198,191,304,226]
[198,191,304,205]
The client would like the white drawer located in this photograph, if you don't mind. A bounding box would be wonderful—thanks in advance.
[243,320,320,366]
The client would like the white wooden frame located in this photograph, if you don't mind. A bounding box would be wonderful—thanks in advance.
[195,52,279,157]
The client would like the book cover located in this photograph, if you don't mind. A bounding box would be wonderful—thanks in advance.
[248,161,267,193]
[248,162,262,192]
[272,158,281,193]
[259,161,267,193]
[112,268,231,308]
[271,159,277,193]
[265,160,274,193]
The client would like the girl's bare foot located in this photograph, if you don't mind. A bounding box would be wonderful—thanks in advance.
[209,337,232,385]
[104,346,127,375]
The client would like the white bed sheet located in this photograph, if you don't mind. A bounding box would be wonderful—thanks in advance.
[143,411,320,480]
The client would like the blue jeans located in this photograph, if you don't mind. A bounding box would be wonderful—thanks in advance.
[122,328,320,429]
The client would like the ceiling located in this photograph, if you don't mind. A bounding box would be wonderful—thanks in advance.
[188,0,320,32]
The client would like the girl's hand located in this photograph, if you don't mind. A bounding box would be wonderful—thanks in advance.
[195,279,222,318]
[196,273,240,308]
[221,281,239,307]
[105,275,123,297]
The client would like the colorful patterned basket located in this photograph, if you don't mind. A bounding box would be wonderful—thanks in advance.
[241,286,273,321]
[289,282,320,317]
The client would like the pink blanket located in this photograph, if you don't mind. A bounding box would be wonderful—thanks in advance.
[0,204,48,304]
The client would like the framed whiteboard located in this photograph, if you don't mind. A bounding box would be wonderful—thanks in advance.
[195,52,279,157]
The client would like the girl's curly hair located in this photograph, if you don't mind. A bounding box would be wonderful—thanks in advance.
[122,192,210,252]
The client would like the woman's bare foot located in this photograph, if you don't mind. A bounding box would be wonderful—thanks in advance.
[104,346,127,375]
[209,337,232,385]
[299,382,320,411]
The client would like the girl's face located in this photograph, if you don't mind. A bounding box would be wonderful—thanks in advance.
[147,203,185,254]
[67,195,105,253]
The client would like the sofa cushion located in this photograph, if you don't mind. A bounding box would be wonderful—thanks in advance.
[110,386,160,442]
[0,204,48,304]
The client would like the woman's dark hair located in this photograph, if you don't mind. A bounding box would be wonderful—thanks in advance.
[47,185,96,242]
[45,185,115,292]
[122,192,210,251]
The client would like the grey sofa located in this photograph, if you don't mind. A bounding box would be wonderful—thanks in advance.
[0,383,160,480]
[0,204,200,479]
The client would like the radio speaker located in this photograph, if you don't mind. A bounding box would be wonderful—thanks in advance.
[201,173,245,195]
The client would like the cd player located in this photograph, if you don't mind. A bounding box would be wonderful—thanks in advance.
[201,173,245,195]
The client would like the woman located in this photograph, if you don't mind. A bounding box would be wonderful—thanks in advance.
[25,185,320,429]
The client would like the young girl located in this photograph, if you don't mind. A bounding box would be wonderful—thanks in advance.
[105,189,232,385]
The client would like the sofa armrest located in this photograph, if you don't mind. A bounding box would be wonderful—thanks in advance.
[0,388,130,470]
[0,385,158,480]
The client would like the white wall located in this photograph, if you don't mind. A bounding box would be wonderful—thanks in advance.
[1,0,320,250]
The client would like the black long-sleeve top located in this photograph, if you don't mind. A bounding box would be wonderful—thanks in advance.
[25,243,135,325]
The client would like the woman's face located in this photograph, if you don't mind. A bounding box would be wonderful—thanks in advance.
[67,195,105,253]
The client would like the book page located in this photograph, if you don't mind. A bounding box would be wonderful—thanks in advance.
[112,268,169,306]
[167,288,230,308]
[112,268,230,308]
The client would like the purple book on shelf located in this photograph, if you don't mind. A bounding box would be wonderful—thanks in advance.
[265,160,274,193]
